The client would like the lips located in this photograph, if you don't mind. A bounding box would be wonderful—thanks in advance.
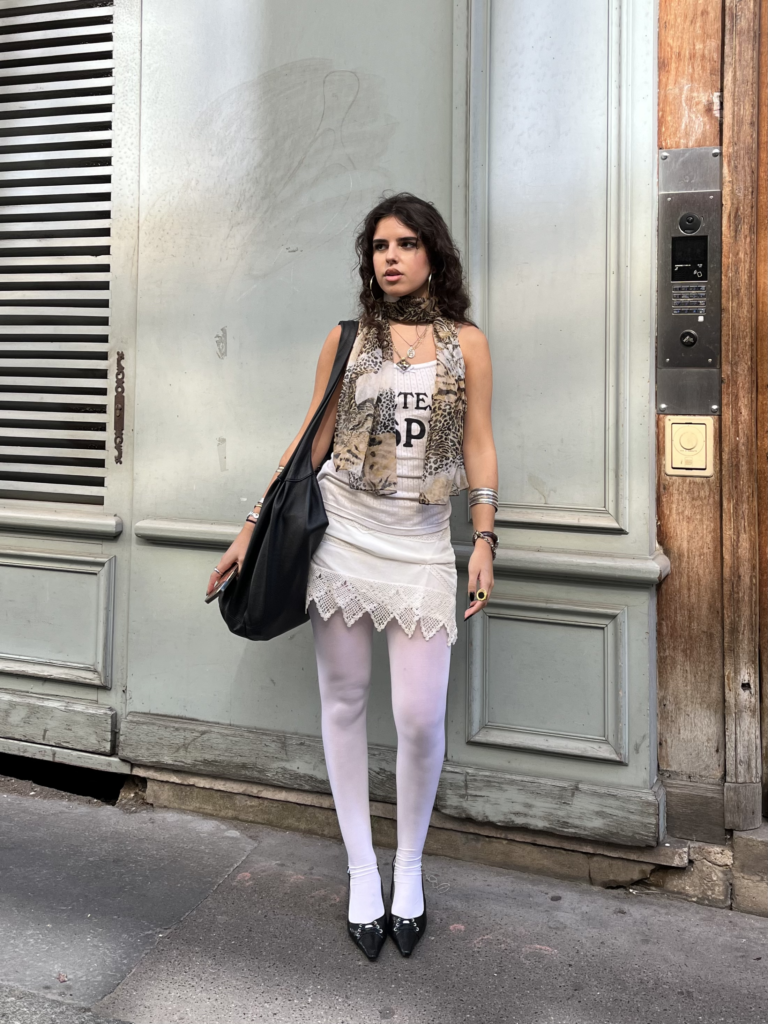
[384,271,402,279]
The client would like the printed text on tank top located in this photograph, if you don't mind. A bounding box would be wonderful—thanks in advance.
[396,385,431,448]
[392,361,436,499]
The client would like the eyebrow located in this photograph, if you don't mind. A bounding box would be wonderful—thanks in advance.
[372,235,419,244]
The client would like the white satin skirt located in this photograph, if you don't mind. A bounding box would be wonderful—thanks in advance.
[305,485,458,645]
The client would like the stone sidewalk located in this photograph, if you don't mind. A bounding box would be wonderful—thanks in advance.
[1,776,767,1024]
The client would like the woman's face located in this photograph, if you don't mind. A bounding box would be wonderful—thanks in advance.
[371,216,431,299]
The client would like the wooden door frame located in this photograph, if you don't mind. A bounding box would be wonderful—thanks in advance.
[657,0,765,834]
[757,0,768,814]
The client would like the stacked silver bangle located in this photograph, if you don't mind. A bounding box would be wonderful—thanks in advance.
[245,499,262,526]
[469,487,499,511]
[245,466,286,525]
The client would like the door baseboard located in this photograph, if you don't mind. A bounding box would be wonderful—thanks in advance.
[0,691,115,755]
[119,712,662,847]
[0,735,130,774]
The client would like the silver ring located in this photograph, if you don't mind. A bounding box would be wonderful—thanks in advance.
[212,567,222,575]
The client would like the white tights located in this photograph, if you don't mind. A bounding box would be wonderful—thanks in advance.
[310,604,451,922]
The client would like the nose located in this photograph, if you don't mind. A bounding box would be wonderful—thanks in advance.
[385,243,398,263]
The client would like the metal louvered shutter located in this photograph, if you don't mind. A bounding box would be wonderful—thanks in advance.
[0,0,113,507]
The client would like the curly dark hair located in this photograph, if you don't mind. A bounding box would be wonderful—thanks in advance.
[354,192,474,326]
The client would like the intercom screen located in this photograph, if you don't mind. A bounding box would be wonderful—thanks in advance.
[671,235,708,281]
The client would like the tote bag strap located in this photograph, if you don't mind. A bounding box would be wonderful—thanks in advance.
[322,319,358,403]
[283,319,358,480]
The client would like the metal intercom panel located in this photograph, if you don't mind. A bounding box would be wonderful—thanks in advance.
[657,147,722,415]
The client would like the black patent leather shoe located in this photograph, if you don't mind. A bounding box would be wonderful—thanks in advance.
[347,915,387,960]
[347,872,387,961]
[388,856,427,958]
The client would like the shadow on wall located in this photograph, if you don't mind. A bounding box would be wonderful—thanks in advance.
[146,58,397,303]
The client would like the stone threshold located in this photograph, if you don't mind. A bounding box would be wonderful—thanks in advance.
[131,766,767,917]
[132,764,686,867]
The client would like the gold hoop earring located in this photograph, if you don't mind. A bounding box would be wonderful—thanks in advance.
[427,272,433,294]
[369,275,376,295]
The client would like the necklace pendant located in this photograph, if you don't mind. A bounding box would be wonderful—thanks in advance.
[396,358,411,371]
[406,346,416,358]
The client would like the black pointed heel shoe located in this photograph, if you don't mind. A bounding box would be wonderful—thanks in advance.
[347,873,387,961]
[388,854,427,958]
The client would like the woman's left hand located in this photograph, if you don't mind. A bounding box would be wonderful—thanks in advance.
[465,540,494,619]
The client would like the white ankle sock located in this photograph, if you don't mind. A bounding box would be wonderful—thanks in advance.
[348,862,384,924]
[392,850,424,918]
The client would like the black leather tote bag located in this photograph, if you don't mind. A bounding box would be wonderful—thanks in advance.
[219,320,358,641]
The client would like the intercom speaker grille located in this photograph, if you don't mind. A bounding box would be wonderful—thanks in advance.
[0,0,113,507]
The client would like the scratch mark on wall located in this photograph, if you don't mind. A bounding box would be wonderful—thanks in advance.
[217,437,227,472]
[215,326,227,359]
[528,474,553,504]
[149,59,397,304]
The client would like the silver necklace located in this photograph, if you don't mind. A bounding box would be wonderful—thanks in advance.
[390,322,428,365]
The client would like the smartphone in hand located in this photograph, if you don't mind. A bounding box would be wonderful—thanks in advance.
[204,564,238,604]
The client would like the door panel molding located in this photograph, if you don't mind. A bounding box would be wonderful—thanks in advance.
[467,0,629,533]
[454,543,670,586]
[0,508,122,539]
[467,597,629,763]
[0,550,115,688]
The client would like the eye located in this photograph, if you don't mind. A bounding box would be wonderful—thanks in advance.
[373,241,387,251]
[401,239,417,249]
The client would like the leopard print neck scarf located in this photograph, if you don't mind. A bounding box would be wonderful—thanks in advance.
[376,295,441,324]
[332,299,468,504]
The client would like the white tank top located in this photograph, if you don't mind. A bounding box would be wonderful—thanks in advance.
[317,360,451,534]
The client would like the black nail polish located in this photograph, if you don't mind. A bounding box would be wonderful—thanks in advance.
[469,592,475,602]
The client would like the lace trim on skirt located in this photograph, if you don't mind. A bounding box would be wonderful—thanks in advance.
[306,565,457,645]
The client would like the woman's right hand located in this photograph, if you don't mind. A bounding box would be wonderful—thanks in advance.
[205,522,254,596]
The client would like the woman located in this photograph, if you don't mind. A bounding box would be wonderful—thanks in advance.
[208,193,498,960]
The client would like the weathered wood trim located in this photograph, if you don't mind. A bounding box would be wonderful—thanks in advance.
[0,691,115,754]
[656,0,726,792]
[724,782,763,832]
[0,735,130,774]
[119,710,394,800]
[455,544,669,587]
[436,765,661,848]
[658,0,722,146]
[134,517,240,549]
[757,0,768,812]
[662,775,726,844]
[657,420,726,784]
[134,764,689,867]
[0,507,122,539]
[119,712,662,846]
[721,0,763,828]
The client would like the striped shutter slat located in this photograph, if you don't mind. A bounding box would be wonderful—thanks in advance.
[0,0,113,507]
